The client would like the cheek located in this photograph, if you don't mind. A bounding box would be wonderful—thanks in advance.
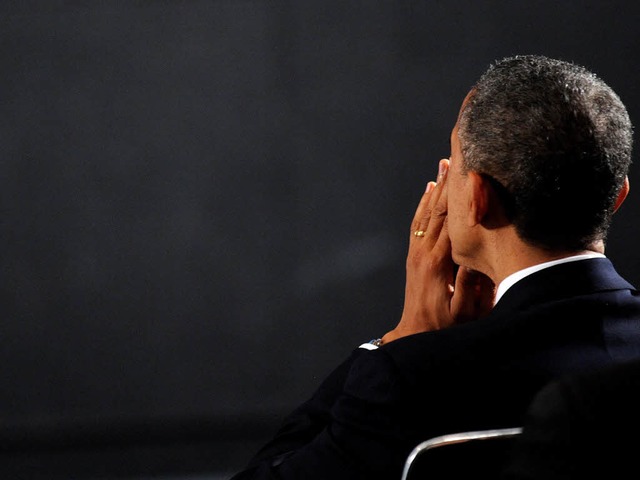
[449,222,468,265]
[446,204,462,245]
[447,197,468,259]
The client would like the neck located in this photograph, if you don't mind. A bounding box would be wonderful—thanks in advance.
[469,228,605,286]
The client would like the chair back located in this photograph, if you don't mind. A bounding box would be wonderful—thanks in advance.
[401,427,522,480]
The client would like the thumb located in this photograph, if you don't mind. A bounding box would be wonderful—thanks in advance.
[451,267,496,322]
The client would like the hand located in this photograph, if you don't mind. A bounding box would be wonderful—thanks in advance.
[381,159,495,344]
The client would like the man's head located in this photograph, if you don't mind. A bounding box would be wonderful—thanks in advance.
[452,55,633,254]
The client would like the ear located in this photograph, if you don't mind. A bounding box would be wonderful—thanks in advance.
[613,176,630,213]
[467,171,490,226]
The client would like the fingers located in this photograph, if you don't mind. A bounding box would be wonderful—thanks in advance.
[411,159,450,247]
[451,267,496,322]
[425,160,449,243]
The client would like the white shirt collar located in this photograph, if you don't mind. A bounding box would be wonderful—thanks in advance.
[494,252,606,305]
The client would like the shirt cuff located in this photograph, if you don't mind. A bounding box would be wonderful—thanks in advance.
[359,338,382,350]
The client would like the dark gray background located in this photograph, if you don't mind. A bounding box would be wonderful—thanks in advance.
[1,1,640,477]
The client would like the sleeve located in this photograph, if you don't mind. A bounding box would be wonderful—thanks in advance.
[229,347,410,480]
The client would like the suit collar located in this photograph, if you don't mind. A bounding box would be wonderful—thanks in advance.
[492,258,635,315]
[494,253,606,305]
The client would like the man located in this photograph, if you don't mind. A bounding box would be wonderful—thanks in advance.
[231,55,640,479]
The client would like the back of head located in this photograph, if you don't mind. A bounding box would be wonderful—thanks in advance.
[458,55,633,251]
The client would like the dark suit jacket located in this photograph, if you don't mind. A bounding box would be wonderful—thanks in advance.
[231,258,640,480]
[501,357,640,479]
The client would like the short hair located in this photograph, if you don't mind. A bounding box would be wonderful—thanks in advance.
[458,55,633,251]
